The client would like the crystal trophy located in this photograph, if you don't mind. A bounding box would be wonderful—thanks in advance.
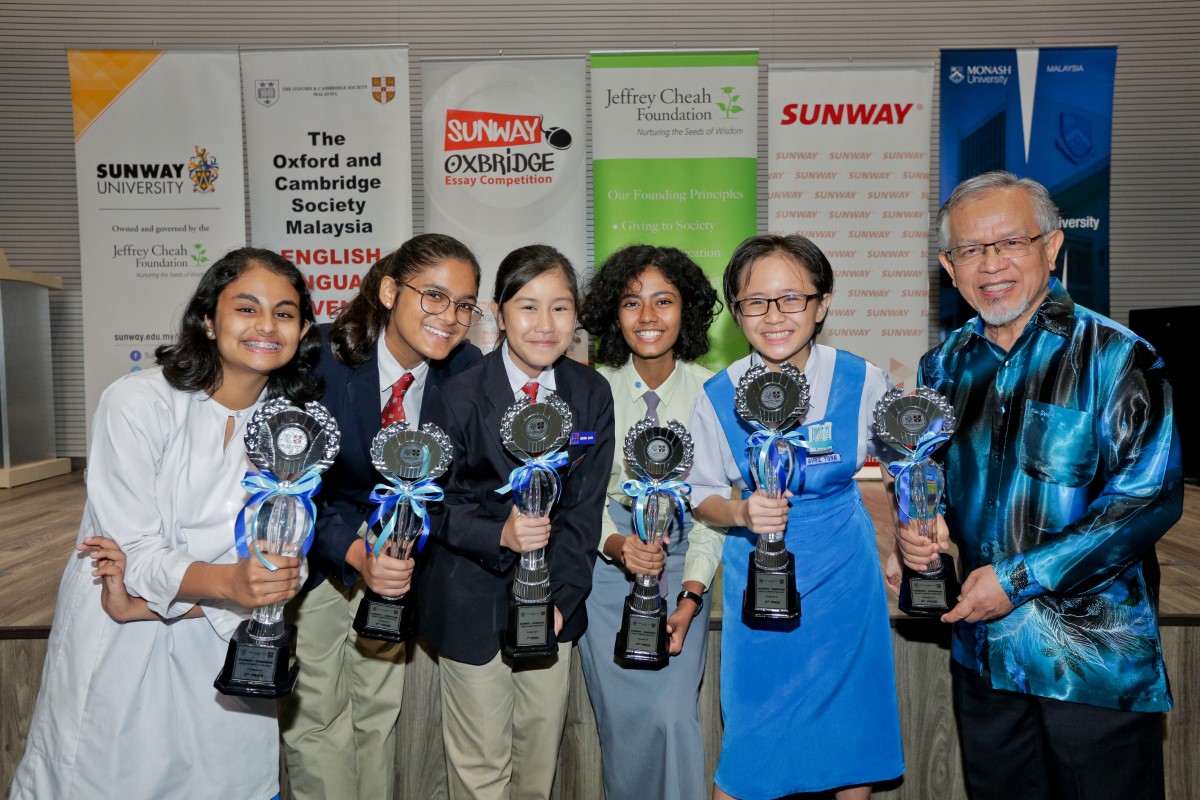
[874,387,959,616]
[216,399,340,697]
[352,421,453,642]
[500,393,572,659]
[614,418,693,669]
[736,363,810,621]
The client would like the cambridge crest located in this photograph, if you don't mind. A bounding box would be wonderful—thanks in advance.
[188,146,219,194]
[372,76,396,105]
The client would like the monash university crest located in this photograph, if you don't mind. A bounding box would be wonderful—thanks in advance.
[255,79,280,108]
[949,65,965,84]
[372,77,396,105]
[188,146,219,194]
[1055,112,1095,164]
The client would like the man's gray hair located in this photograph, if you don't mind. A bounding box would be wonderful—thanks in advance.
[936,171,1061,252]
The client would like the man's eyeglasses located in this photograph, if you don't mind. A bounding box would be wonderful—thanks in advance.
[946,233,1046,266]
[402,283,483,327]
[732,293,823,317]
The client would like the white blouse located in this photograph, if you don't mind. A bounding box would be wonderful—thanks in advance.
[12,367,280,800]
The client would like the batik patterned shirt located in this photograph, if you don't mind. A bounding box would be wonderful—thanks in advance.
[920,278,1182,711]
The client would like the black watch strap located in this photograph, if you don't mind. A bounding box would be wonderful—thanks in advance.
[677,589,704,616]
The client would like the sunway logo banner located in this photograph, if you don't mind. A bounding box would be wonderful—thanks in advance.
[779,103,915,126]
[445,109,544,151]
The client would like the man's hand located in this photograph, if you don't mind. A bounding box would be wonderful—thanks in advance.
[942,565,1015,624]
[500,506,551,553]
[894,513,951,572]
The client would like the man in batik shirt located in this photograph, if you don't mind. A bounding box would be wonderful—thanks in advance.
[894,171,1182,800]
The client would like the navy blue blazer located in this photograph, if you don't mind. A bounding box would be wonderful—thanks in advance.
[418,348,616,665]
[307,324,482,591]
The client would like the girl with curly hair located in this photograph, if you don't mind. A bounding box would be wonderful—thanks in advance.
[577,244,723,800]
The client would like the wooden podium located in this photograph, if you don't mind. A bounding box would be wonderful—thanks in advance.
[0,249,70,488]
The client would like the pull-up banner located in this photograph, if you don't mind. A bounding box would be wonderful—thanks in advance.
[591,50,759,370]
[939,47,1117,334]
[767,63,934,389]
[422,56,587,357]
[242,45,413,321]
[69,48,246,435]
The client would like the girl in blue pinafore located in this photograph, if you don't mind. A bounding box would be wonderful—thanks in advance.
[688,235,903,800]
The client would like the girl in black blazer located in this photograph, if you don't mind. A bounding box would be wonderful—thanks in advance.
[280,235,484,800]
[421,245,615,800]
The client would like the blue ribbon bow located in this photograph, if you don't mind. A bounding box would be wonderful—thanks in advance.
[495,450,570,500]
[235,468,323,571]
[747,426,814,496]
[621,478,691,543]
[886,419,950,524]
[368,476,445,557]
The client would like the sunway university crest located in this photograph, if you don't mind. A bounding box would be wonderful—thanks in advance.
[372,77,396,105]
[949,66,965,84]
[188,145,219,193]
[255,79,280,107]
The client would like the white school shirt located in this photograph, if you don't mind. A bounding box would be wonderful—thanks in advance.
[688,344,893,508]
[377,336,430,424]
[12,368,279,800]
[501,341,557,400]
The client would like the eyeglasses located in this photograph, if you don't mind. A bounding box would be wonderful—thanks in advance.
[732,293,824,317]
[402,283,483,327]
[946,233,1046,266]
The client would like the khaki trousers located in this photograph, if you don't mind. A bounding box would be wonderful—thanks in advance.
[279,577,405,800]
[438,645,573,800]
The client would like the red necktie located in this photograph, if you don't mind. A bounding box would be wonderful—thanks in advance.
[521,380,539,403]
[382,372,415,426]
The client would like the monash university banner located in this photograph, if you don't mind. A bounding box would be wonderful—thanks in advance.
[591,50,758,369]
[69,48,246,434]
[767,63,934,389]
[422,56,587,357]
[242,45,412,321]
[939,47,1117,334]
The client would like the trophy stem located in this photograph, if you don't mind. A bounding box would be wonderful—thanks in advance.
[247,494,308,642]
[630,575,662,614]
[754,533,789,571]
[377,502,419,600]
[908,460,944,578]
[514,546,551,603]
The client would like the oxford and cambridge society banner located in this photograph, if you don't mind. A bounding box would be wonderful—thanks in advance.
[768,63,934,390]
[591,50,759,369]
[69,48,246,433]
[939,47,1117,334]
[423,56,587,356]
[242,45,413,321]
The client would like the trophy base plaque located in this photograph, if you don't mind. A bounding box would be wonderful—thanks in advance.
[353,589,416,643]
[214,620,299,698]
[501,596,559,659]
[899,553,961,617]
[742,553,801,622]
[614,598,669,669]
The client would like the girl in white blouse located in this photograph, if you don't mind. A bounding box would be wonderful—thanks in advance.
[11,248,322,800]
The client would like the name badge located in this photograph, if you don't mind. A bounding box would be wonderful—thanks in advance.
[807,421,834,455]
[806,453,842,466]
[570,431,596,446]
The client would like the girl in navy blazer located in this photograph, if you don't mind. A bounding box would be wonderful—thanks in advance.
[280,234,483,800]
[421,245,615,800]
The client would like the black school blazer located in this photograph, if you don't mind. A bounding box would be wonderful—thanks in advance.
[418,348,616,665]
[307,323,482,590]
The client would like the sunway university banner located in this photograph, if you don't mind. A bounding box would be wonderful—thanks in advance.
[423,56,586,357]
[242,45,412,321]
[939,47,1116,334]
[768,63,934,390]
[591,50,758,369]
[69,48,246,435]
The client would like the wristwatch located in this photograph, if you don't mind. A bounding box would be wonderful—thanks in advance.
[676,589,704,617]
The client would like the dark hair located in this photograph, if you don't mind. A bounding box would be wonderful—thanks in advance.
[154,247,323,403]
[330,233,482,367]
[580,244,721,368]
[722,234,835,336]
[493,244,580,345]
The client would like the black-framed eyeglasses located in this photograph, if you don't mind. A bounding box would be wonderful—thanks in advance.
[946,233,1046,266]
[402,283,483,327]
[732,293,824,317]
